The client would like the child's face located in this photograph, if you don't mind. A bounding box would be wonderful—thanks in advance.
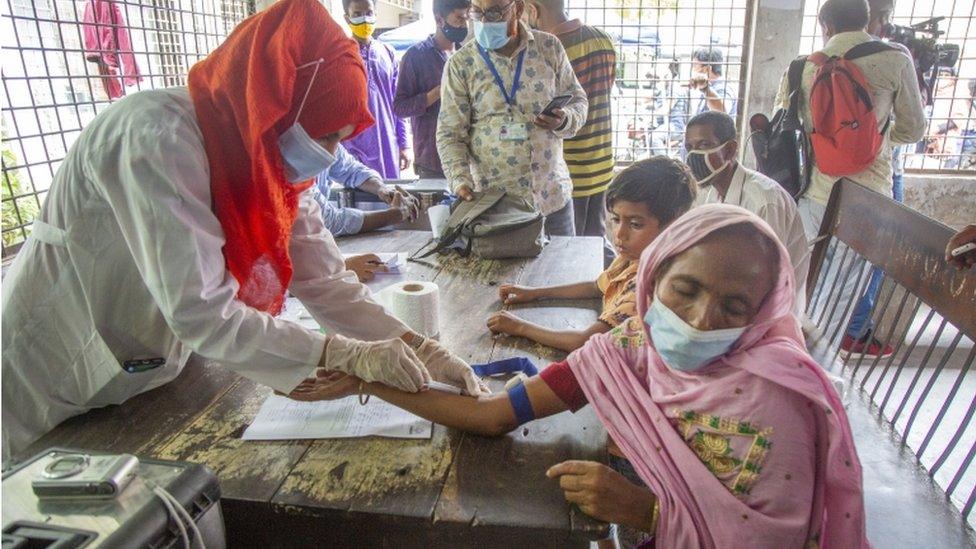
[608,200,662,261]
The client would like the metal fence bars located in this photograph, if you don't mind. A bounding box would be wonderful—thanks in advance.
[1,0,255,257]
[805,179,976,529]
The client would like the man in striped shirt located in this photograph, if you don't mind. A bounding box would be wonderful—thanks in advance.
[524,0,616,258]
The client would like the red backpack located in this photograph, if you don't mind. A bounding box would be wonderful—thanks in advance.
[807,41,898,176]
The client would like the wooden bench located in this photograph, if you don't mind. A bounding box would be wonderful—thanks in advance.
[19,231,610,548]
[804,179,976,547]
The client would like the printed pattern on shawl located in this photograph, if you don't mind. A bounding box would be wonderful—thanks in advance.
[675,410,773,496]
[610,316,645,349]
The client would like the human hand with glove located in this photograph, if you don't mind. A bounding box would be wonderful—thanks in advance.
[413,337,490,397]
[287,334,489,401]
[287,334,429,401]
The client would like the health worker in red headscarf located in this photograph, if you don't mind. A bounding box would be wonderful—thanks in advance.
[1,0,484,465]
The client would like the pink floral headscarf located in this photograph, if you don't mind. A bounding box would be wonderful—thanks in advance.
[568,204,868,548]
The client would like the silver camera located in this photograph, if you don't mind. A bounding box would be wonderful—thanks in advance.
[31,452,139,499]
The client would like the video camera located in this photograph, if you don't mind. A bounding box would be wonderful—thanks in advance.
[882,17,960,105]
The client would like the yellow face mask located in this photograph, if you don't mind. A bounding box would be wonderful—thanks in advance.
[348,16,376,39]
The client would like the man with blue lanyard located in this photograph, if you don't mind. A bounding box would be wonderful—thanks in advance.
[436,0,587,236]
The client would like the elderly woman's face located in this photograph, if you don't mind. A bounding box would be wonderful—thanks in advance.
[654,232,776,331]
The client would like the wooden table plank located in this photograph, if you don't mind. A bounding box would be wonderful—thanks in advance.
[152,378,310,503]
[273,244,528,526]
[22,356,239,460]
[434,236,610,545]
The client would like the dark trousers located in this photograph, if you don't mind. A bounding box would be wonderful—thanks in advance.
[543,200,576,237]
[573,192,615,267]
[415,165,445,179]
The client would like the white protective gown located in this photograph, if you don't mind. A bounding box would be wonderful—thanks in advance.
[1,88,408,462]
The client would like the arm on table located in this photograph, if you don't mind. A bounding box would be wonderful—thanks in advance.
[366,374,571,436]
[499,281,602,304]
[358,208,406,233]
[488,314,610,353]
[357,178,420,222]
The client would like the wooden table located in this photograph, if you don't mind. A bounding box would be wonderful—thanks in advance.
[25,231,610,547]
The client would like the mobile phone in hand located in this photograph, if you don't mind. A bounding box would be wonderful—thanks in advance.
[951,242,976,257]
[540,94,572,117]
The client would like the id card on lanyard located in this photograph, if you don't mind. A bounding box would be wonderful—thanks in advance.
[478,45,528,142]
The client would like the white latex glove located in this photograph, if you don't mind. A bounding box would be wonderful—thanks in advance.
[321,334,431,392]
[415,338,490,396]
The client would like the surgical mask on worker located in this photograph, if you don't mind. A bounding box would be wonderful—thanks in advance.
[685,142,732,185]
[644,297,746,372]
[348,15,376,39]
[474,20,511,50]
[278,59,335,183]
[442,21,468,44]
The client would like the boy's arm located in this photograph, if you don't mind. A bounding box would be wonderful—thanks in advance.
[542,281,604,300]
[502,280,602,303]
[366,375,572,436]
[487,311,611,352]
[522,320,611,352]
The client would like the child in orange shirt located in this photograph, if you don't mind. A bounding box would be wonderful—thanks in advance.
[487,157,697,351]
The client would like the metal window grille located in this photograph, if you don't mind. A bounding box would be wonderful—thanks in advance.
[1,0,255,258]
[801,0,976,173]
[561,0,750,164]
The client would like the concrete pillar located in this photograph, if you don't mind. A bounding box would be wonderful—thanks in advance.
[738,0,807,161]
[903,174,976,229]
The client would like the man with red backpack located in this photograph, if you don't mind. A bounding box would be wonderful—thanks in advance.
[774,0,924,353]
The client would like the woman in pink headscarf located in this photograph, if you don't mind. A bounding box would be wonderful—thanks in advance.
[302,203,869,548]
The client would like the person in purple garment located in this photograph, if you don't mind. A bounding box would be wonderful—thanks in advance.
[393,0,471,179]
[343,0,411,178]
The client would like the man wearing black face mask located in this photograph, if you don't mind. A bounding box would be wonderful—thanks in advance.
[393,0,471,178]
[684,111,810,312]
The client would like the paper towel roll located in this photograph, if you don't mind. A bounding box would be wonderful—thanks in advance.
[381,281,440,337]
[428,204,450,240]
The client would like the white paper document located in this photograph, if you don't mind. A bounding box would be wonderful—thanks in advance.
[242,394,433,441]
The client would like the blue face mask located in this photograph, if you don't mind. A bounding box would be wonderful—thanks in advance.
[278,58,335,183]
[473,20,511,50]
[644,297,747,372]
[278,123,336,183]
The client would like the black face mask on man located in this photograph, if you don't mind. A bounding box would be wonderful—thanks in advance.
[442,20,468,44]
[685,142,732,184]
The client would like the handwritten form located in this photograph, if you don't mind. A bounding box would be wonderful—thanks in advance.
[242,395,432,441]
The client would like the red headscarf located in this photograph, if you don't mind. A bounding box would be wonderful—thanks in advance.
[188,0,373,314]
